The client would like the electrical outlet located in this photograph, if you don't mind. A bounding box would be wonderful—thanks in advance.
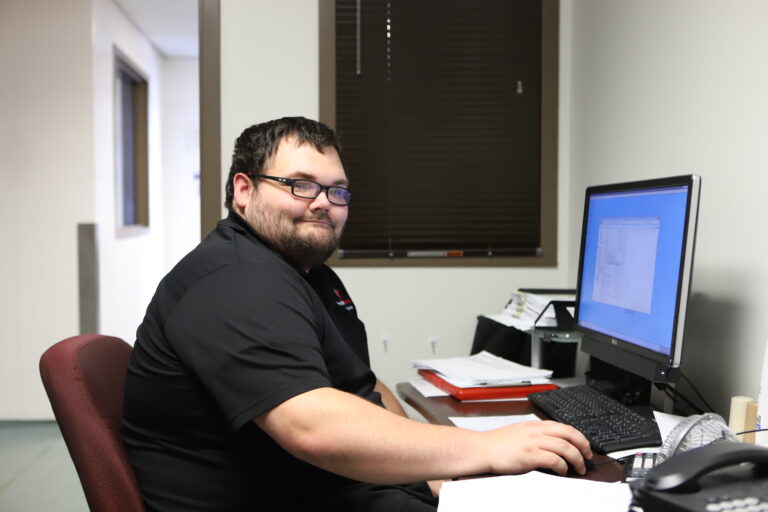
[381,335,389,353]
[428,335,438,354]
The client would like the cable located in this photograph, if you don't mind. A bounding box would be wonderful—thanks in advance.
[734,427,768,436]
[680,371,714,412]
[655,382,705,415]
[592,457,624,467]
[658,383,675,403]
[670,384,705,414]
[658,384,679,408]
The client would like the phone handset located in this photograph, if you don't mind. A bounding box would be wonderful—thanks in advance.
[642,442,768,493]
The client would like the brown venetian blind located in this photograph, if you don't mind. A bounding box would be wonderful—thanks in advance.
[335,0,543,258]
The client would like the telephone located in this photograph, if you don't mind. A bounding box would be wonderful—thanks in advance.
[630,442,768,512]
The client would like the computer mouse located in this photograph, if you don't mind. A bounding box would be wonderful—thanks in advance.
[567,458,595,476]
[536,458,595,477]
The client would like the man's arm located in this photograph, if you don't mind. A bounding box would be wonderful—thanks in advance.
[253,387,591,484]
[373,379,449,496]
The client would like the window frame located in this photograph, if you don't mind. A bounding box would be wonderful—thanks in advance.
[114,48,150,236]
[319,0,559,267]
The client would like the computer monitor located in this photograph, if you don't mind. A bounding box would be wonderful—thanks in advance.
[575,175,701,384]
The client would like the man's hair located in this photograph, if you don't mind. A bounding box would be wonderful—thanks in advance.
[224,116,342,210]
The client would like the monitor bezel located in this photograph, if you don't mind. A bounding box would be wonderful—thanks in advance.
[574,174,701,383]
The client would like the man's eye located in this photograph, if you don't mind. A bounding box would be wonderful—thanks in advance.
[293,181,317,193]
[330,188,351,201]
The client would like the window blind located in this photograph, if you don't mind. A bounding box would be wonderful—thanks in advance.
[336,0,542,258]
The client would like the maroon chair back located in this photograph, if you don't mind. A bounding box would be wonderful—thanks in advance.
[40,334,146,512]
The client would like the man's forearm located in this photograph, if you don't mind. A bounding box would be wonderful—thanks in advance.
[254,387,591,484]
[374,379,448,497]
[255,387,487,483]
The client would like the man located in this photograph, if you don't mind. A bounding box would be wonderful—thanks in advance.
[123,117,591,511]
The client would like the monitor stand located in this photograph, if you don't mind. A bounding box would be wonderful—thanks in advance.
[586,357,652,405]
[587,357,680,413]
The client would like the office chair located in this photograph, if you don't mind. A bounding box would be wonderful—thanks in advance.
[39,334,146,512]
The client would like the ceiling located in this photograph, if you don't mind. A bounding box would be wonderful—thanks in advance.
[112,0,198,57]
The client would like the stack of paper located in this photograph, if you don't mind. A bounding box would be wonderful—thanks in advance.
[438,472,632,512]
[484,290,575,331]
[412,351,552,388]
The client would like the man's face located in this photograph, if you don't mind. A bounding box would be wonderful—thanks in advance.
[239,136,349,270]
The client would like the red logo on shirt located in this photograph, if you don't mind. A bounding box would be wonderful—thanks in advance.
[333,288,354,310]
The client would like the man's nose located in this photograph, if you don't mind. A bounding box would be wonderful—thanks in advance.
[308,190,332,210]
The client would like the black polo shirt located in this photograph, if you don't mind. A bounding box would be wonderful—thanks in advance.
[123,212,382,511]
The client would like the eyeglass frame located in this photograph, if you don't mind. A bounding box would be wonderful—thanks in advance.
[245,173,352,206]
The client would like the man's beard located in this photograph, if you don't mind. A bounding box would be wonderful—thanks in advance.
[245,197,342,270]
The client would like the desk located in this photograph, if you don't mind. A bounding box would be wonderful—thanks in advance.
[396,382,625,483]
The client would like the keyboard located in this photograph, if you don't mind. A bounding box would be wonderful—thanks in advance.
[528,384,662,454]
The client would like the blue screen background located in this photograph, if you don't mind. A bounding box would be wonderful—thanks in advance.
[577,186,689,355]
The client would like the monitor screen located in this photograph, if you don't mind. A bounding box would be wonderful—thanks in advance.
[575,175,701,382]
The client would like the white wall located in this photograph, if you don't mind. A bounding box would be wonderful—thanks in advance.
[219,0,575,395]
[565,0,768,414]
[0,0,94,419]
[0,0,199,419]
[220,0,321,174]
[92,0,168,345]
[162,57,201,269]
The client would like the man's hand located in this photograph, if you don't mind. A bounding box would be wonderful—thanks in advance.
[482,420,592,476]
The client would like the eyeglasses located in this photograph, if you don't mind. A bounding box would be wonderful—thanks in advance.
[249,173,352,206]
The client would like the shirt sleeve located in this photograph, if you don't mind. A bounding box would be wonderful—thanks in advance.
[165,262,335,430]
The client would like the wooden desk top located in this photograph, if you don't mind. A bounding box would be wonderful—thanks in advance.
[396,382,625,483]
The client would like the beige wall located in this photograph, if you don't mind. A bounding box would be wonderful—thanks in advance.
[0,0,199,419]
[565,0,768,414]
[221,0,768,417]
[0,0,94,419]
[162,57,201,268]
[91,0,168,349]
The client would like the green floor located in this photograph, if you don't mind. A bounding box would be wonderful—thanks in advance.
[0,421,88,511]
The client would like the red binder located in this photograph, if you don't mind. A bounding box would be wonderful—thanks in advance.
[418,369,558,401]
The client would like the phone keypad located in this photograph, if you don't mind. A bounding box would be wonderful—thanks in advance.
[705,496,768,511]
[626,452,658,480]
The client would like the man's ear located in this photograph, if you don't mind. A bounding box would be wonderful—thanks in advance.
[232,173,255,211]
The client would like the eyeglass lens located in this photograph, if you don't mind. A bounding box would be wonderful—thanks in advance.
[293,180,351,205]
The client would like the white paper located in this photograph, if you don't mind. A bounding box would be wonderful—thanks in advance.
[409,378,449,398]
[449,414,540,432]
[412,351,552,387]
[484,291,576,331]
[654,410,686,439]
[482,312,538,330]
[461,396,529,403]
[438,472,632,512]
[607,445,662,460]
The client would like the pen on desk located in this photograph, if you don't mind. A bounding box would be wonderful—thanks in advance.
[476,381,532,386]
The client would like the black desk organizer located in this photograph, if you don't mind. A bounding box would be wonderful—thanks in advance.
[471,289,578,378]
